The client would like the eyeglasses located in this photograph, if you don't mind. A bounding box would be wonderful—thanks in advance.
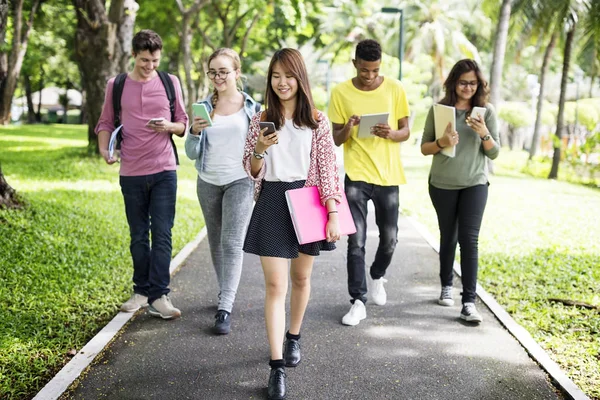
[207,70,233,79]
[458,80,479,88]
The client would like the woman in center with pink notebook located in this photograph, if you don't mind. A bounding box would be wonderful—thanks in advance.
[242,48,342,400]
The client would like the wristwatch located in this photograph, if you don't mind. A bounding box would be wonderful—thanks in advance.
[252,150,265,159]
[481,134,491,141]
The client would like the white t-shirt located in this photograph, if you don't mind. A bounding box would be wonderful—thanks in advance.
[200,107,249,185]
[264,119,312,182]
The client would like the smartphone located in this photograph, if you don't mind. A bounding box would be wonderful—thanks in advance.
[146,117,166,125]
[192,103,213,127]
[471,107,486,122]
[259,122,276,136]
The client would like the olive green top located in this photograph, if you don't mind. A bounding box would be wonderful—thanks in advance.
[421,103,500,190]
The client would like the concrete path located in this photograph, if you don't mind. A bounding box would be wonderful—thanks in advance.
[61,212,562,400]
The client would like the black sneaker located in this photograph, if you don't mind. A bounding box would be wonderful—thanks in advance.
[283,338,301,367]
[213,310,231,334]
[267,367,286,400]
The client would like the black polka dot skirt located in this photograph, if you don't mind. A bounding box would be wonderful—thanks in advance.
[243,180,336,258]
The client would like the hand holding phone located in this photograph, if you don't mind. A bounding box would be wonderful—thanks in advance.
[470,107,486,122]
[192,103,213,127]
[146,117,166,126]
[259,122,276,136]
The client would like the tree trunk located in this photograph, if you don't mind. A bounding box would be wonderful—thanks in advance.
[36,71,43,121]
[0,0,42,125]
[109,0,139,73]
[23,74,36,123]
[0,0,9,106]
[489,0,512,108]
[181,15,194,108]
[529,31,557,160]
[549,23,576,179]
[72,0,135,154]
[0,163,22,209]
[176,0,209,115]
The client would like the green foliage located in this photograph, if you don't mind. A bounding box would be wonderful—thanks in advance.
[0,125,203,399]
[400,144,600,399]
[498,101,535,128]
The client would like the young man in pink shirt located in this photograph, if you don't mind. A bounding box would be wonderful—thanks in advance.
[95,30,188,320]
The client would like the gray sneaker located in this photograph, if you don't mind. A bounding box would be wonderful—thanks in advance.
[148,295,181,320]
[460,302,483,323]
[438,286,454,306]
[120,293,149,312]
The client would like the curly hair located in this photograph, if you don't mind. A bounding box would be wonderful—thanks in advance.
[439,59,490,107]
[355,39,382,62]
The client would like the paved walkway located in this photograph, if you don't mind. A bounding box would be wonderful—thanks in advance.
[61,212,562,400]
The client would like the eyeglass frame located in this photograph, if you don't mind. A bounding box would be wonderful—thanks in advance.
[206,70,234,80]
[457,80,479,88]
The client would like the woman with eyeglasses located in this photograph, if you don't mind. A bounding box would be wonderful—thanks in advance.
[184,48,259,335]
[420,59,500,324]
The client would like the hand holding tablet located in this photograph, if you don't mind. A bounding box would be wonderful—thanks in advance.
[357,113,390,139]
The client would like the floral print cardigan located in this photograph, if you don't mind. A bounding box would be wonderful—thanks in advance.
[242,110,342,206]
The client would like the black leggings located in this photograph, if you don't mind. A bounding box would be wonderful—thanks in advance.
[429,184,488,303]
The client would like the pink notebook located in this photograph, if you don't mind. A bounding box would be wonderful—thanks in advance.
[285,186,357,245]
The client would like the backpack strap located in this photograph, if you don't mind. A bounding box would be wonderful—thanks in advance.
[156,71,179,165]
[157,71,176,123]
[113,73,127,127]
[112,73,128,149]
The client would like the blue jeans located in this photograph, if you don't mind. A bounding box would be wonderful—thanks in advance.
[428,184,488,304]
[120,170,177,304]
[345,175,399,305]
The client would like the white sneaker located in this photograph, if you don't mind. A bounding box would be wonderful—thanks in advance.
[371,278,388,306]
[460,302,483,323]
[120,293,149,312]
[148,295,181,320]
[341,300,366,326]
[438,286,454,306]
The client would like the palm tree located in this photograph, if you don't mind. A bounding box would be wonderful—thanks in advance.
[579,0,600,98]
[512,0,591,177]
[548,0,591,179]
[489,0,513,109]
[403,0,484,99]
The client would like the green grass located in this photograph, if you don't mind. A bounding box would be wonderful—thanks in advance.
[400,142,600,399]
[1,126,599,399]
[0,125,202,400]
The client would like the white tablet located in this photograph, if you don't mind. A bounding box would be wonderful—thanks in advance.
[357,113,390,139]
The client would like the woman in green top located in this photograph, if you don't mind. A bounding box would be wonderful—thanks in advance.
[421,59,500,323]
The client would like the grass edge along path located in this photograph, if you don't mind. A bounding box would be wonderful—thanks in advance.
[0,125,203,400]
[400,143,600,399]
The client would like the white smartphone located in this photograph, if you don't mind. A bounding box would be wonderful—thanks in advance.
[471,107,486,122]
[146,117,166,125]
[192,103,213,127]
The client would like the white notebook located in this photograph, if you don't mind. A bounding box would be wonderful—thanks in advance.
[433,104,456,157]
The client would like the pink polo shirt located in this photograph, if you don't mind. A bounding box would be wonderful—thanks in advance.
[95,73,189,176]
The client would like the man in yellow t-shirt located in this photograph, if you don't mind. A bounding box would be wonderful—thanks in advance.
[329,39,410,326]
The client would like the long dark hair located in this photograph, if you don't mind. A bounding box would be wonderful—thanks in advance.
[439,59,489,108]
[264,48,318,130]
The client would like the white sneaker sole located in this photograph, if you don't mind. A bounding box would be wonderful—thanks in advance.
[460,313,483,323]
[371,296,386,306]
[341,315,365,326]
[120,303,149,313]
[438,298,455,307]
[148,306,181,320]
